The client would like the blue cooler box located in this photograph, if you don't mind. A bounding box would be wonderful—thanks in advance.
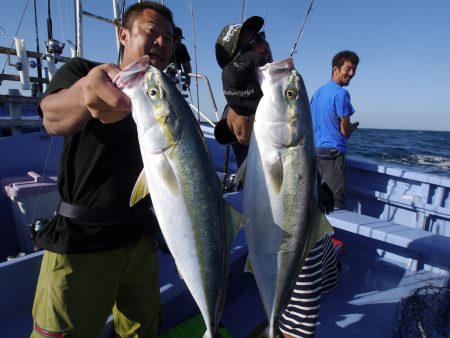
[2,171,59,254]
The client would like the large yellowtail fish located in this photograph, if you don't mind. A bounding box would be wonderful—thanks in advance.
[243,58,332,337]
[114,56,245,337]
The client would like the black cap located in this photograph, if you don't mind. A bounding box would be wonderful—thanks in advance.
[215,16,264,69]
[174,27,184,39]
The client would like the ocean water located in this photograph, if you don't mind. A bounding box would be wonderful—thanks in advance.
[347,128,450,178]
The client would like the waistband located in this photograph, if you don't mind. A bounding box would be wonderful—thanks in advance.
[315,147,343,159]
[56,200,151,223]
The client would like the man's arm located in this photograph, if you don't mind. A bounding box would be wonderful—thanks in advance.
[41,63,131,136]
[226,106,254,145]
[340,116,359,139]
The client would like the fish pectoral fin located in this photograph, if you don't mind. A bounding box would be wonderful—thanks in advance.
[265,154,283,194]
[235,157,248,187]
[307,206,335,253]
[157,153,179,195]
[225,201,247,234]
[244,256,254,274]
[224,201,247,251]
[130,169,150,206]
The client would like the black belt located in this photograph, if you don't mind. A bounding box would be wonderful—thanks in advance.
[56,200,151,222]
[315,147,342,159]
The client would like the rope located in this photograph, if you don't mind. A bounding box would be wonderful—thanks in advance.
[56,0,67,42]
[30,135,55,227]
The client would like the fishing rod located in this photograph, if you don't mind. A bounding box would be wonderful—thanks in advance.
[240,0,247,23]
[115,0,126,65]
[289,0,316,57]
[33,0,43,93]
[188,0,201,122]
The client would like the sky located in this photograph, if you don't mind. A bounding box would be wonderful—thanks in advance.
[0,0,449,131]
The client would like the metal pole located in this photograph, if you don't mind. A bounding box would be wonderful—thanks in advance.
[75,0,83,57]
[112,0,121,56]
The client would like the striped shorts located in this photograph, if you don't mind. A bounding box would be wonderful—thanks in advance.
[279,233,339,337]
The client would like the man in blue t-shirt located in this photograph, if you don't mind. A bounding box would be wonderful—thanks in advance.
[310,50,360,209]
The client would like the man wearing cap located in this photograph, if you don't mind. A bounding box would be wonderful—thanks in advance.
[172,26,192,89]
[214,16,272,166]
[214,17,339,338]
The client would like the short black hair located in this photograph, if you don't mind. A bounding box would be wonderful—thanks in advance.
[174,27,183,39]
[332,50,359,69]
[122,2,174,31]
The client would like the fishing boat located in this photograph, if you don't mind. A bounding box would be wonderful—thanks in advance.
[0,1,449,337]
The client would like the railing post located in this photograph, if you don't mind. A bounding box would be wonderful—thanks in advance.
[8,89,22,135]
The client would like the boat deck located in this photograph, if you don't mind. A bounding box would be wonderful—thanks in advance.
[0,130,449,337]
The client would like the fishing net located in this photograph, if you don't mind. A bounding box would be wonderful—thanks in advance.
[392,285,450,338]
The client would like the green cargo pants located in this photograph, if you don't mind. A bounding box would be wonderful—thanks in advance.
[31,236,160,338]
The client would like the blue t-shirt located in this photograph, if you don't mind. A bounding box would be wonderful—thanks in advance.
[310,80,355,153]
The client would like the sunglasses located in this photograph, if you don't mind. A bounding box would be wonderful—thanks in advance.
[238,31,266,55]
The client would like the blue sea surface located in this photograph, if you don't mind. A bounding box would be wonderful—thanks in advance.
[348,128,450,178]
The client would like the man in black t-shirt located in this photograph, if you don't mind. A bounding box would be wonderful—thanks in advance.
[214,16,272,166]
[214,18,339,338]
[172,26,192,89]
[31,3,174,337]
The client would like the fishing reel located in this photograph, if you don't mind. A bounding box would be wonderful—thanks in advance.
[45,38,65,60]
[28,218,50,242]
[164,63,179,83]
[222,173,242,193]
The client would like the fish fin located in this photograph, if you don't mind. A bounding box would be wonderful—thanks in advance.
[266,154,283,194]
[225,201,247,237]
[306,206,334,254]
[157,153,179,195]
[130,169,149,206]
[244,256,254,274]
[224,201,247,257]
[234,157,248,188]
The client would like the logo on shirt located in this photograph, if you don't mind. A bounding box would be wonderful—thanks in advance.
[224,88,255,97]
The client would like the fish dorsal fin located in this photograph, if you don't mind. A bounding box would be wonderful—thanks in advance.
[130,169,150,206]
[265,152,283,194]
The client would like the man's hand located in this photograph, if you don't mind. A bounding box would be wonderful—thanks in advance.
[41,63,132,136]
[226,106,254,145]
[340,116,359,139]
[80,63,131,124]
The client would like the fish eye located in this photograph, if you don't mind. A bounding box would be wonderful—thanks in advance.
[148,87,160,99]
[285,88,297,100]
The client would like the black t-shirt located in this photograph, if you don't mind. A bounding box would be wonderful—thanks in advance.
[222,51,266,116]
[172,41,191,70]
[35,57,159,254]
